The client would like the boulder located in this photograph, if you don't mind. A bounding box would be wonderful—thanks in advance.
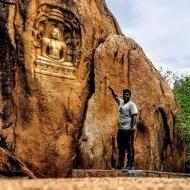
[79,35,185,172]
[0,0,185,177]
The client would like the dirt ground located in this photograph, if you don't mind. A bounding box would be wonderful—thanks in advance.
[0,178,189,190]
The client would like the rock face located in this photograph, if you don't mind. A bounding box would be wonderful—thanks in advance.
[0,0,185,177]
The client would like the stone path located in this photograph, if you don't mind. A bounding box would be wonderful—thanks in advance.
[0,178,190,190]
[72,169,190,178]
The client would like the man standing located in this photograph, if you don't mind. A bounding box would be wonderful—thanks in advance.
[108,86,138,170]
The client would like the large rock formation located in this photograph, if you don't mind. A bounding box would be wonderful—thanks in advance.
[0,0,185,177]
[79,35,185,172]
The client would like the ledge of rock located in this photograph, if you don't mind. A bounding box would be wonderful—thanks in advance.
[72,169,190,178]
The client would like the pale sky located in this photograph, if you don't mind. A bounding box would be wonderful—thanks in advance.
[106,0,190,76]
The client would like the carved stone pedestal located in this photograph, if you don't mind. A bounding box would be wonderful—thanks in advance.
[35,59,76,79]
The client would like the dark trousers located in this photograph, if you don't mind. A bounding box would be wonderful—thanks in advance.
[117,129,135,167]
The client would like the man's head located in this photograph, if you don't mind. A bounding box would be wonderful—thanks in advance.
[123,89,131,102]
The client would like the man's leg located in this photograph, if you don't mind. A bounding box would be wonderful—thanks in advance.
[117,129,126,169]
[126,130,135,169]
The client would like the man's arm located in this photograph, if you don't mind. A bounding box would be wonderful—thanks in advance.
[131,114,137,129]
[130,102,138,129]
[108,86,120,105]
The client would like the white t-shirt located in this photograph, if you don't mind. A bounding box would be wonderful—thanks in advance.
[118,98,138,130]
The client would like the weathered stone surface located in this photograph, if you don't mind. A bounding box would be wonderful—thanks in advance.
[0,0,185,178]
[0,0,121,177]
[0,148,36,178]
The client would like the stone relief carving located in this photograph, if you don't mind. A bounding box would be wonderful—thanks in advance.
[32,4,81,79]
[38,27,67,63]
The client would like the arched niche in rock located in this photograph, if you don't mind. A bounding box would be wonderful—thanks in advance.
[32,3,82,80]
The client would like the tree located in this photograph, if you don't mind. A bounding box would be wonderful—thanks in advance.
[173,76,190,172]
[174,76,190,153]
[159,68,190,171]
[159,67,179,87]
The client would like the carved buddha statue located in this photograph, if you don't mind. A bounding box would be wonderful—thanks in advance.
[36,27,73,67]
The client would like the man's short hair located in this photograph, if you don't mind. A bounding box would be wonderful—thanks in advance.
[123,89,131,95]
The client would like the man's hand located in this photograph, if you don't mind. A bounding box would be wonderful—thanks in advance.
[108,86,120,105]
[108,86,113,92]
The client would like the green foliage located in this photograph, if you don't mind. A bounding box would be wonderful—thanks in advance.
[173,76,190,156]
[159,67,190,159]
